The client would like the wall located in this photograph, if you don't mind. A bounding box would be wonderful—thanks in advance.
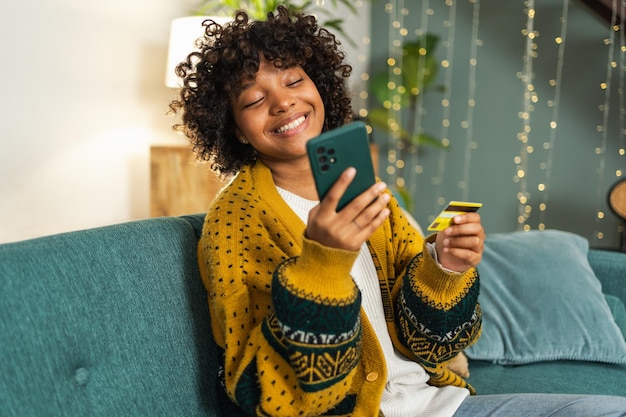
[0,1,370,243]
[369,0,625,249]
[3,0,620,247]
[0,0,192,243]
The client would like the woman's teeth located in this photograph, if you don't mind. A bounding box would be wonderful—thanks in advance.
[276,115,305,133]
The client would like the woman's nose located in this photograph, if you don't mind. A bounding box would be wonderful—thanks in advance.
[269,89,296,114]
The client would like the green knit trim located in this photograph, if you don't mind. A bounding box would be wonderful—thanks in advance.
[261,313,361,392]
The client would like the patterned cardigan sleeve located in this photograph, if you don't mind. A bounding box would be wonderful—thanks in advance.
[386,199,482,392]
[200,216,364,416]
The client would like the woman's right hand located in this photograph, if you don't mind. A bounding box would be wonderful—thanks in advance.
[305,167,391,251]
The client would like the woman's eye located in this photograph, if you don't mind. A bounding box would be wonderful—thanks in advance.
[243,97,263,108]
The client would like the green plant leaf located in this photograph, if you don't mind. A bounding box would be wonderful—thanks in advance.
[411,132,446,148]
[191,0,361,43]
[319,18,356,46]
[368,108,447,149]
[370,72,410,108]
[402,40,439,95]
[367,107,406,136]
[329,0,358,15]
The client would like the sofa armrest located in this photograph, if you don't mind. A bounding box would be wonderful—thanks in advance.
[0,217,220,416]
[588,249,626,304]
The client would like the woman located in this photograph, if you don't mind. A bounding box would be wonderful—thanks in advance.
[170,7,626,417]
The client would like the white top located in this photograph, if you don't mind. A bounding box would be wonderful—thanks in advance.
[277,187,469,417]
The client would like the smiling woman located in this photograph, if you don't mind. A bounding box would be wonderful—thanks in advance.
[169,7,490,417]
[167,5,626,417]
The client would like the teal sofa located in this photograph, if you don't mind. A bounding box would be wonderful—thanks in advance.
[1,214,625,416]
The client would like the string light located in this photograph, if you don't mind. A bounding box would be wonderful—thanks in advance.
[353,0,370,120]
[616,0,626,184]
[373,0,623,246]
[384,1,436,200]
[458,0,481,201]
[384,0,405,188]
[515,0,538,231]
[432,0,457,215]
[593,0,624,244]
[620,0,626,166]
[537,0,570,231]
[407,0,433,193]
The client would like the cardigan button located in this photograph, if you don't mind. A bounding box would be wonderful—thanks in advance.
[366,372,379,382]
[74,367,90,386]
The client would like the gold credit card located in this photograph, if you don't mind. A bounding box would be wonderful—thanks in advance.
[427,201,483,231]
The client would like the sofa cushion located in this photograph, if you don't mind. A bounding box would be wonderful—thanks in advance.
[588,249,626,304]
[605,294,626,339]
[467,359,626,396]
[0,217,219,416]
[465,230,626,365]
[180,213,207,240]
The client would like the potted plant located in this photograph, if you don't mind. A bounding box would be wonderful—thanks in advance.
[367,33,446,209]
[166,1,362,87]
[368,33,445,149]
[192,0,360,44]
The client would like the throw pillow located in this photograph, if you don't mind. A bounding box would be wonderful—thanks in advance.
[465,230,626,365]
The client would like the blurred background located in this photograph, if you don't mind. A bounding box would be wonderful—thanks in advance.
[1,0,623,250]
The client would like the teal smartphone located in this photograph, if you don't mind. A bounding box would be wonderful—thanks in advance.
[306,121,376,211]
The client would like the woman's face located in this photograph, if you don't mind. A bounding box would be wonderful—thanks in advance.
[232,57,325,169]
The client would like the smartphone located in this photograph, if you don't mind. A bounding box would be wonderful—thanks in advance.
[427,201,483,231]
[306,121,376,211]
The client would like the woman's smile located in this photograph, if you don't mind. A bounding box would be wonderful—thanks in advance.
[275,114,307,134]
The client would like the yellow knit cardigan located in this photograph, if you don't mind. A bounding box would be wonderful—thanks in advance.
[198,161,481,417]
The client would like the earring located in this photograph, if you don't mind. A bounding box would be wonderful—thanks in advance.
[240,136,248,144]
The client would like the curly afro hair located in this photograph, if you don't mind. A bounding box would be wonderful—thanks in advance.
[169,6,353,177]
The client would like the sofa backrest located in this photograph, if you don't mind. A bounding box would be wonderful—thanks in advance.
[0,216,219,417]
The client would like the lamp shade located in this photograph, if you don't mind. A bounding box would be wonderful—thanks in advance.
[164,16,230,88]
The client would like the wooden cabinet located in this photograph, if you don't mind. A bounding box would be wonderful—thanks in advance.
[150,145,226,217]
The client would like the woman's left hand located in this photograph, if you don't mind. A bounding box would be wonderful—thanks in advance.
[435,213,485,272]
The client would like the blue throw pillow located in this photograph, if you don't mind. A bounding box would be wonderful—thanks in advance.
[465,230,626,365]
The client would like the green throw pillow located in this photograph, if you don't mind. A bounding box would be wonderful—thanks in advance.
[466,230,626,364]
